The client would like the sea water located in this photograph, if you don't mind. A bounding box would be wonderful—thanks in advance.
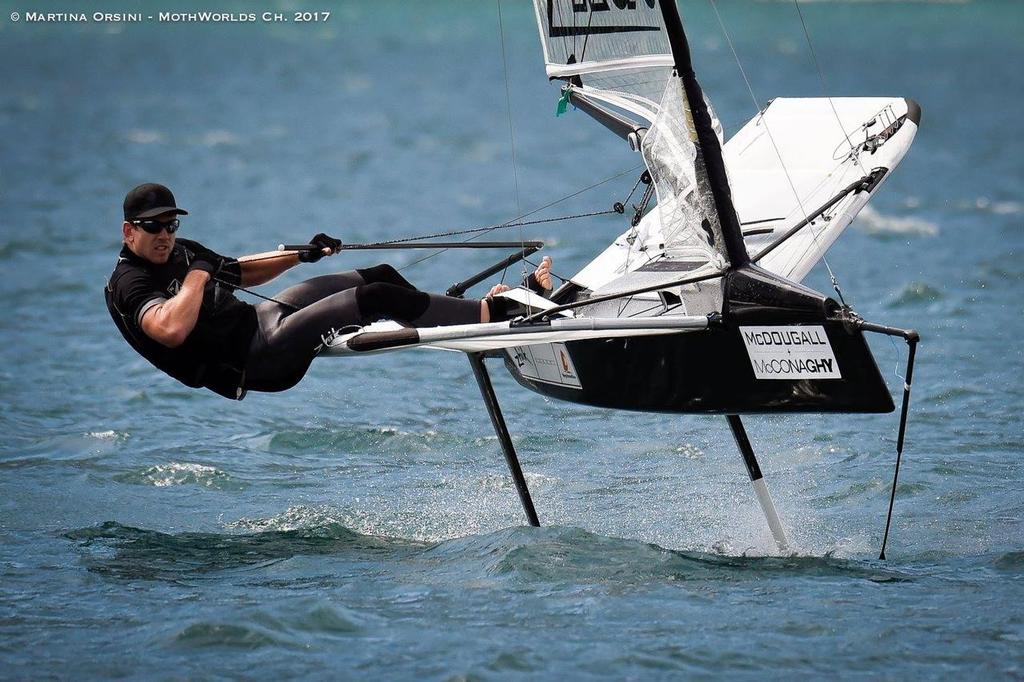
[1,1,1022,678]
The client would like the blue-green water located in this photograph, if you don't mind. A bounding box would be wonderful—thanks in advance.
[2,1,1022,678]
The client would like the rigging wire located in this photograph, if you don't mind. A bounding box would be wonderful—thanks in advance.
[708,0,849,304]
[708,0,810,218]
[382,209,618,246]
[792,0,867,177]
[887,334,906,383]
[496,0,525,284]
[396,164,644,273]
[622,172,645,209]
[579,6,597,63]
[619,177,657,317]
[790,0,857,305]
[215,276,296,311]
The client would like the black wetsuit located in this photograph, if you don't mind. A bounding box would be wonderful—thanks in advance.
[105,240,481,399]
[244,264,480,393]
[105,239,255,399]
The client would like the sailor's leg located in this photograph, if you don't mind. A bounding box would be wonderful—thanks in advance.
[356,264,417,290]
[245,285,482,391]
[354,282,481,327]
[726,415,789,552]
[468,353,540,526]
[271,271,367,310]
[245,289,364,391]
[269,264,419,313]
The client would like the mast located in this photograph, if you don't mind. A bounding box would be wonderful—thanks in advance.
[659,0,749,268]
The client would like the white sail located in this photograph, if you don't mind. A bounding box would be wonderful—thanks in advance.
[640,77,730,271]
[532,0,724,135]
[532,0,732,313]
[532,0,673,114]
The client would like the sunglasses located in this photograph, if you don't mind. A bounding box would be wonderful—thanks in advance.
[132,218,180,235]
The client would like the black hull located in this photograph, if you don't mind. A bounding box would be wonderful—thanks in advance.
[501,266,895,415]
[502,319,893,415]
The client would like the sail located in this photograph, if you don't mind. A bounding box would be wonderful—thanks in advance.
[639,76,730,271]
[531,0,674,119]
[532,0,739,309]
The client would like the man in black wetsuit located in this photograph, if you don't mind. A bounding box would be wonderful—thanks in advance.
[106,183,553,400]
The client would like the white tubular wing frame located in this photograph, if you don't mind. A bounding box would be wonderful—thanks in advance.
[568,97,918,294]
[726,97,919,282]
[322,316,710,357]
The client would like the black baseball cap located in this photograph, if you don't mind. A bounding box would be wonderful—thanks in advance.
[123,183,189,221]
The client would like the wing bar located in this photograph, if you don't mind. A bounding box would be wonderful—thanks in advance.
[323,315,710,355]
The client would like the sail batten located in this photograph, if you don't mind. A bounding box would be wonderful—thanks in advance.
[567,85,658,126]
[545,55,675,79]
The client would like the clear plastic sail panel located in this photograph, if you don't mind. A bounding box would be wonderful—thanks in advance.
[640,78,729,273]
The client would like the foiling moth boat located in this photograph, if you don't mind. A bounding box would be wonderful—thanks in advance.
[322,1,921,556]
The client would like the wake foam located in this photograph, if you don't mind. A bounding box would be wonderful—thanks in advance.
[113,462,243,490]
[856,205,938,236]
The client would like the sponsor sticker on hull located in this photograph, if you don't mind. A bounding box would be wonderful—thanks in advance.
[507,343,582,389]
[740,325,842,380]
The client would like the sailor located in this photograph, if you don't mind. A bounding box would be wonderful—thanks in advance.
[105,183,553,400]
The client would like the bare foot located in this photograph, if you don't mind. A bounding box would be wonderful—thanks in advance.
[533,256,553,291]
[486,283,511,298]
[480,257,555,321]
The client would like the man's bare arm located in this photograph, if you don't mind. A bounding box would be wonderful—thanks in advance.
[238,245,336,287]
[238,251,301,287]
[139,269,211,348]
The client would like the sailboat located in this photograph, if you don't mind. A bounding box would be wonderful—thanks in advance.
[320,1,921,554]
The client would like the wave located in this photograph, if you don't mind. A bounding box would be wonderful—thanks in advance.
[62,520,409,582]
[172,622,291,650]
[887,281,943,307]
[63,521,911,587]
[124,129,165,144]
[112,462,245,490]
[960,197,1022,215]
[226,505,350,533]
[434,526,915,586]
[171,599,371,650]
[262,424,588,465]
[195,129,241,147]
[266,425,464,456]
[924,385,989,403]
[0,429,129,469]
[855,205,939,237]
[993,551,1024,573]
[0,238,59,258]
[86,430,128,442]
[977,255,1024,284]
